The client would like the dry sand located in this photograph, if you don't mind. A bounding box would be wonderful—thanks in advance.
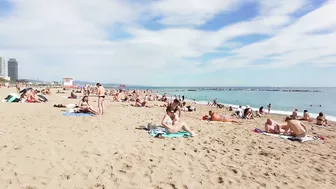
[0,87,336,189]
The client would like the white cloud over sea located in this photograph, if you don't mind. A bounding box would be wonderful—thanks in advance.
[0,0,335,86]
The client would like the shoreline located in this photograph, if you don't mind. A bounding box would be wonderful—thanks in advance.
[181,98,336,122]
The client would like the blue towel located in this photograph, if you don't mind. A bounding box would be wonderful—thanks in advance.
[148,127,191,138]
[62,112,94,117]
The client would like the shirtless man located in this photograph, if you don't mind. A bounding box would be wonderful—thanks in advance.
[264,119,285,134]
[209,111,239,123]
[96,83,105,115]
[282,117,307,137]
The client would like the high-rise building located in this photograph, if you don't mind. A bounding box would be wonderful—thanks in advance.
[8,58,18,82]
[0,56,8,78]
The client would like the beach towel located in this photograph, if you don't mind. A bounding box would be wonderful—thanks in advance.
[62,112,94,117]
[148,127,192,138]
[253,128,324,142]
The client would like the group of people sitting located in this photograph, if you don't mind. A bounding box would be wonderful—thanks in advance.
[290,108,328,126]
[264,117,308,137]
[4,88,47,103]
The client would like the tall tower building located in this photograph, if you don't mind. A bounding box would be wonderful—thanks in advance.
[0,56,8,78]
[8,58,18,82]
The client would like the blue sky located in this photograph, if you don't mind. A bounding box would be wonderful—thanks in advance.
[0,0,335,87]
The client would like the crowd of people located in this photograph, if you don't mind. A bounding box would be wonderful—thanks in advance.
[4,82,331,138]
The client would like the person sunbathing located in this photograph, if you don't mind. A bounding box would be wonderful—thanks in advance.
[264,119,285,134]
[54,104,67,108]
[134,99,148,107]
[282,117,307,137]
[75,96,98,115]
[316,112,328,126]
[209,111,239,123]
[161,107,197,136]
[300,110,313,122]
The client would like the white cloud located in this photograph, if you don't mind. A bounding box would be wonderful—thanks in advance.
[0,0,335,86]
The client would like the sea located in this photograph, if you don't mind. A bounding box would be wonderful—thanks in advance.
[106,86,336,122]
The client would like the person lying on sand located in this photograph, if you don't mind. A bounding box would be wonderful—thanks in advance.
[265,119,285,134]
[209,111,239,123]
[282,117,307,137]
[74,96,98,115]
[161,107,197,136]
[300,110,313,122]
[316,112,328,126]
[54,104,66,108]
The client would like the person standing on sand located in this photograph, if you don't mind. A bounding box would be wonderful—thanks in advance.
[96,83,105,115]
[16,82,20,93]
[267,103,271,114]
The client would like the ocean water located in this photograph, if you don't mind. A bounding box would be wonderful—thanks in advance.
[123,87,336,122]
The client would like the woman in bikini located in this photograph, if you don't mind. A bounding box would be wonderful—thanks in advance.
[161,107,197,136]
[96,83,105,115]
[166,99,182,117]
[75,96,98,115]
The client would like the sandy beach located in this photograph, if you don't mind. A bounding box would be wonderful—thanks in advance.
[1,87,336,189]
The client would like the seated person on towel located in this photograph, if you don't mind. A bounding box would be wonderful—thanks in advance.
[161,107,197,136]
[209,111,239,123]
[282,117,308,137]
[74,96,98,115]
[265,119,285,134]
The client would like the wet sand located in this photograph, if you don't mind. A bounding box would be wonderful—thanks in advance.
[0,87,336,189]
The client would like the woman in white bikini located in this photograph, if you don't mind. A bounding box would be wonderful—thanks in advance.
[75,96,98,115]
[96,83,106,115]
[161,107,197,136]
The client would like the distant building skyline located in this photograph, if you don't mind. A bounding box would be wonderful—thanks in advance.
[0,56,8,79]
[8,58,18,82]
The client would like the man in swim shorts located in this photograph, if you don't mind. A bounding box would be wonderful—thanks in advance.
[283,117,307,137]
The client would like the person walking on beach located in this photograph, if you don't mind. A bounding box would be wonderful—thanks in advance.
[96,83,105,115]
[267,103,271,114]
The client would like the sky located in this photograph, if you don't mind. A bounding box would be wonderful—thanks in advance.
[0,0,336,87]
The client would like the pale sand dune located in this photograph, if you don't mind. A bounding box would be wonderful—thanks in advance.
[1,87,336,189]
